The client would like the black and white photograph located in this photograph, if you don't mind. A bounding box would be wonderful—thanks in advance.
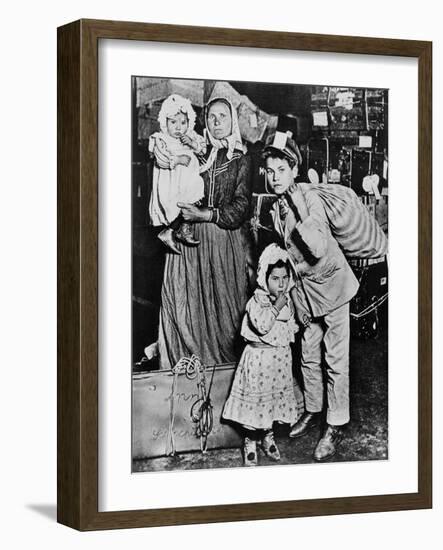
[131,77,389,472]
[3,0,438,542]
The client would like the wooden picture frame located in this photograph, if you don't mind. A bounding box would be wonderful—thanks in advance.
[57,18,432,530]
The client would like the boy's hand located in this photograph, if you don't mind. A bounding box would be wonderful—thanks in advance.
[287,185,309,221]
[300,313,311,328]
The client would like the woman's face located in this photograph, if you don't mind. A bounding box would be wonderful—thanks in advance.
[207,101,232,139]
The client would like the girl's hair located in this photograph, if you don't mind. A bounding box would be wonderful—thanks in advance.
[266,259,290,283]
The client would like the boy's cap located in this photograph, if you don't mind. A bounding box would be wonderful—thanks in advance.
[263,131,302,165]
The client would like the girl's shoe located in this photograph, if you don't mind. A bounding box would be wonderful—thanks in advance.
[243,437,258,467]
[261,431,281,461]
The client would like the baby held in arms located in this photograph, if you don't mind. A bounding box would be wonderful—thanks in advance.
[148,93,206,254]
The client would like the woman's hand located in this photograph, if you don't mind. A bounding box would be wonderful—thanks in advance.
[175,154,191,167]
[287,184,309,221]
[178,203,212,222]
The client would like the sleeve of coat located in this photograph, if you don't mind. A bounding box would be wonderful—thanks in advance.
[292,189,329,260]
[287,300,299,335]
[217,155,252,230]
[149,135,175,169]
[190,130,207,155]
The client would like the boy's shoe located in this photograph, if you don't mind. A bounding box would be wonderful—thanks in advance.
[289,412,320,438]
[158,227,182,254]
[243,437,258,467]
[261,431,281,461]
[313,425,343,461]
[175,222,200,246]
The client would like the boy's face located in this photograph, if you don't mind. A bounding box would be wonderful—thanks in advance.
[265,156,299,195]
[166,112,189,138]
[267,266,290,298]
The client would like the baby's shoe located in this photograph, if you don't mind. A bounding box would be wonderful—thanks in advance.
[261,430,281,462]
[158,227,181,254]
[175,222,200,246]
[243,437,258,467]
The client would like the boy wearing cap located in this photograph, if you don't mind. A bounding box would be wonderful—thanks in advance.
[263,132,359,461]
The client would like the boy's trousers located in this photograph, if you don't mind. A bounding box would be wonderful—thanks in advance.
[300,302,350,426]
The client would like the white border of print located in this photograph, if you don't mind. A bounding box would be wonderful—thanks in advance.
[98,38,418,512]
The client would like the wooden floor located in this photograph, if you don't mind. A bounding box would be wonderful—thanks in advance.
[133,330,388,472]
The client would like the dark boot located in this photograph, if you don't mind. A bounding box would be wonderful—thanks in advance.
[175,222,200,246]
[158,227,181,254]
[289,411,320,438]
[313,424,344,461]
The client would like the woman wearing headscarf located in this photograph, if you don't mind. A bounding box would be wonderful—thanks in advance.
[156,97,253,369]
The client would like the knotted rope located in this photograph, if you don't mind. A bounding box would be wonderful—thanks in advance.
[165,355,215,456]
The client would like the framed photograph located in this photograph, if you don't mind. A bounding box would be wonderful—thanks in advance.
[57,19,432,530]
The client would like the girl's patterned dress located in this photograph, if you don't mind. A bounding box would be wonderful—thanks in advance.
[223,289,302,429]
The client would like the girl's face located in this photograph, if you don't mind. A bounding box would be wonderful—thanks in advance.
[166,112,189,138]
[267,266,290,298]
[265,157,299,195]
[207,101,232,139]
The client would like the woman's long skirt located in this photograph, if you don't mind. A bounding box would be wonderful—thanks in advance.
[157,222,249,370]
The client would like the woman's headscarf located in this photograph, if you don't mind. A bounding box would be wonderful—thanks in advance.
[256,243,294,294]
[200,97,246,174]
[157,93,197,135]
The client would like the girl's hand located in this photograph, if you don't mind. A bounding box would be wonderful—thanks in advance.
[287,185,309,221]
[177,203,212,222]
[274,292,288,311]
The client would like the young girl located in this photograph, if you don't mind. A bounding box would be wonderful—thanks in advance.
[149,94,206,254]
[223,244,301,466]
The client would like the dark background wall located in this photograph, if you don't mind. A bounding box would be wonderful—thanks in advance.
[132,78,388,363]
